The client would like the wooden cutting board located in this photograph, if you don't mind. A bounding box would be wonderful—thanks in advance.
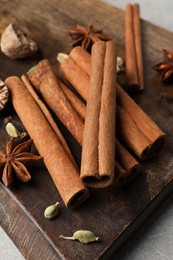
[1,0,173,259]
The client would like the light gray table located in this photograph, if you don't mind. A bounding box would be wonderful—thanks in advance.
[1,1,173,259]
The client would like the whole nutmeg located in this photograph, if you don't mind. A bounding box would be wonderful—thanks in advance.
[0,23,38,59]
[0,79,9,111]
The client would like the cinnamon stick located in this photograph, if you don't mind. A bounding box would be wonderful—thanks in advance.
[133,4,144,90]
[21,74,77,168]
[116,139,141,183]
[27,56,140,182]
[80,41,116,188]
[58,46,166,159]
[5,76,89,208]
[59,79,141,183]
[28,59,84,146]
[125,3,144,90]
[59,81,86,120]
[116,86,166,159]
[69,46,91,76]
[59,54,89,100]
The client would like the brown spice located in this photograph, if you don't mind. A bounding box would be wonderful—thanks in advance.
[0,23,38,59]
[0,138,41,187]
[28,59,84,146]
[58,79,141,184]
[153,49,173,82]
[59,46,166,160]
[125,3,144,90]
[80,41,116,188]
[68,24,112,52]
[0,79,9,111]
[5,76,89,208]
[21,74,77,168]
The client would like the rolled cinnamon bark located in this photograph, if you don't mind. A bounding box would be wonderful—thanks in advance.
[125,4,139,90]
[5,76,89,208]
[59,81,86,120]
[116,86,166,159]
[21,74,77,168]
[115,139,141,183]
[59,80,141,183]
[125,3,144,90]
[59,55,89,100]
[80,41,116,188]
[116,105,152,159]
[69,46,91,76]
[133,4,144,90]
[28,59,84,146]
[58,46,166,159]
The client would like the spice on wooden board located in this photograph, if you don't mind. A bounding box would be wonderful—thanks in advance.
[58,46,166,160]
[4,116,26,133]
[60,230,99,244]
[28,59,84,146]
[80,41,116,188]
[125,3,144,90]
[5,121,20,138]
[21,74,77,168]
[53,69,141,183]
[0,79,9,111]
[0,23,38,59]
[0,138,41,187]
[5,76,89,208]
[44,202,60,220]
[153,49,173,82]
[68,24,112,52]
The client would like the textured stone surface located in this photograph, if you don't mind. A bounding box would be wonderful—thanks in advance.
[0,227,24,260]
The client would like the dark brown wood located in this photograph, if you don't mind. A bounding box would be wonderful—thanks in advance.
[1,0,173,259]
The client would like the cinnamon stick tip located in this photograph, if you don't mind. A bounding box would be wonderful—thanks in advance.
[127,83,141,92]
[141,134,167,160]
[125,3,133,11]
[81,174,114,189]
[4,76,19,86]
[66,188,90,208]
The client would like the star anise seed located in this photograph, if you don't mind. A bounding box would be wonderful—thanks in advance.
[68,24,112,52]
[0,137,42,187]
[153,49,173,82]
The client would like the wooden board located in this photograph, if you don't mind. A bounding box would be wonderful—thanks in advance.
[1,0,173,259]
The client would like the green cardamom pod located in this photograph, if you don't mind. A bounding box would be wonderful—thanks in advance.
[60,230,99,244]
[44,202,60,220]
[117,56,124,74]
[5,122,20,138]
[27,65,38,75]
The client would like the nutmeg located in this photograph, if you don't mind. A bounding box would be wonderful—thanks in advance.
[0,23,38,59]
[0,79,9,111]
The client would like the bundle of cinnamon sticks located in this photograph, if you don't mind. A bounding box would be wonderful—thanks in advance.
[26,57,140,187]
[4,3,167,208]
[81,41,116,188]
[5,76,89,208]
[58,46,166,160]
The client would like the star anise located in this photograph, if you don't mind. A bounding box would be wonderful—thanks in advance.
[153,49,173,82]
[0,137,42,187]
[68,24,112,52]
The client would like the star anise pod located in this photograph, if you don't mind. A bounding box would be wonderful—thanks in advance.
[0,137,42,187]
[153,49,173,82]
[68,24,112,52]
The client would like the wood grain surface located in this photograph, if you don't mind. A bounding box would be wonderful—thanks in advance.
[1,0,173,259]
